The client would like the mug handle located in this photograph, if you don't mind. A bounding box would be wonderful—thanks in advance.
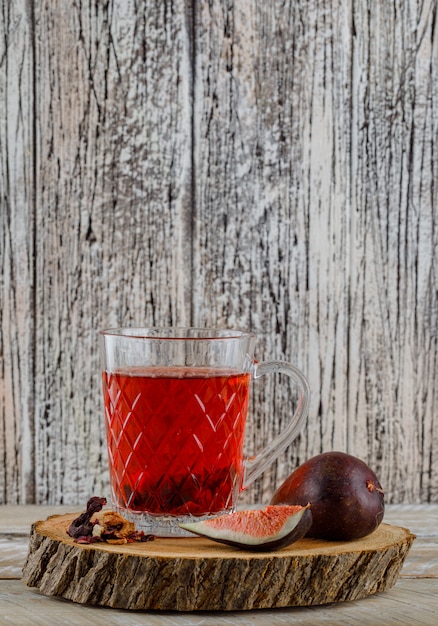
[242,361,311,489]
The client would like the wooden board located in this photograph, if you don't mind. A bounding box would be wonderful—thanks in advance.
[22,513,415,611]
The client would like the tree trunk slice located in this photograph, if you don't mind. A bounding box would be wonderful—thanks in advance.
[22,513,415,611]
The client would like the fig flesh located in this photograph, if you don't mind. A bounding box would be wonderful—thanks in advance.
[179,504,312,551]
[271,452,385,541]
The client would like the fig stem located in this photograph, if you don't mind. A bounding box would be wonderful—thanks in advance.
[366,480,384,495]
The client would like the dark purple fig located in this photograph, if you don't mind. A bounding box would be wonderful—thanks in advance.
[179,504,312,551]
[271,452,385,541]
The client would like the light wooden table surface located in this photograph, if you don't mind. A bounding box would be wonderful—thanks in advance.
[1,504,437,625]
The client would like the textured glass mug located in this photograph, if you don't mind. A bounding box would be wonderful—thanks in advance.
[100,328,310,536]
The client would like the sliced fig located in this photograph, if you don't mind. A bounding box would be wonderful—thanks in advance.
[271,451,385,541]
[179,504,312,551]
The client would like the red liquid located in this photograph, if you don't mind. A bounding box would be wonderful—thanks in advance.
[103,367,251,516]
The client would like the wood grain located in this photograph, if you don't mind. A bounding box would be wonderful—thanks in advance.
[0,0,36,504]
[348,0,438,504]
[2,504,437,624]
[192,0,354,505]
[1,0,193,505]
[3,503,437,581]
[192,0,438,504]
[21,512,415,611]
[1,1,437,506]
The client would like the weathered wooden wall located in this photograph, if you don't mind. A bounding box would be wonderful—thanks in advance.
[1,0,437,506]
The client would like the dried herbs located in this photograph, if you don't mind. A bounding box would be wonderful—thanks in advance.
[67,496,154,544]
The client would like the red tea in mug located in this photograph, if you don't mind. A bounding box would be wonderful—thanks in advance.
[103,366,251,516]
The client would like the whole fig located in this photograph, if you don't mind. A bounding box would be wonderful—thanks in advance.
[271,451,385,541]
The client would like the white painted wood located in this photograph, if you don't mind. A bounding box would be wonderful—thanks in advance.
[1,0,193,504]
[192,0,354,505]
[191,0,438,505]
[4,579,438,626]
[348,0,438,503]
[0,0,36,504]
[1,1,437,506]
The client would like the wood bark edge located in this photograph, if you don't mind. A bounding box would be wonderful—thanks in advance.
[21,513,415,611]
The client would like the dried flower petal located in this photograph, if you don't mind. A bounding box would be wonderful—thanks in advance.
[75,535,103,544]
[67,496,107,539]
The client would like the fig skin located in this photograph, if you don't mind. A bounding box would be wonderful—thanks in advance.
[271,452,385,541]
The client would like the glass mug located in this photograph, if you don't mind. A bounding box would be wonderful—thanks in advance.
[100,328,310,537]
